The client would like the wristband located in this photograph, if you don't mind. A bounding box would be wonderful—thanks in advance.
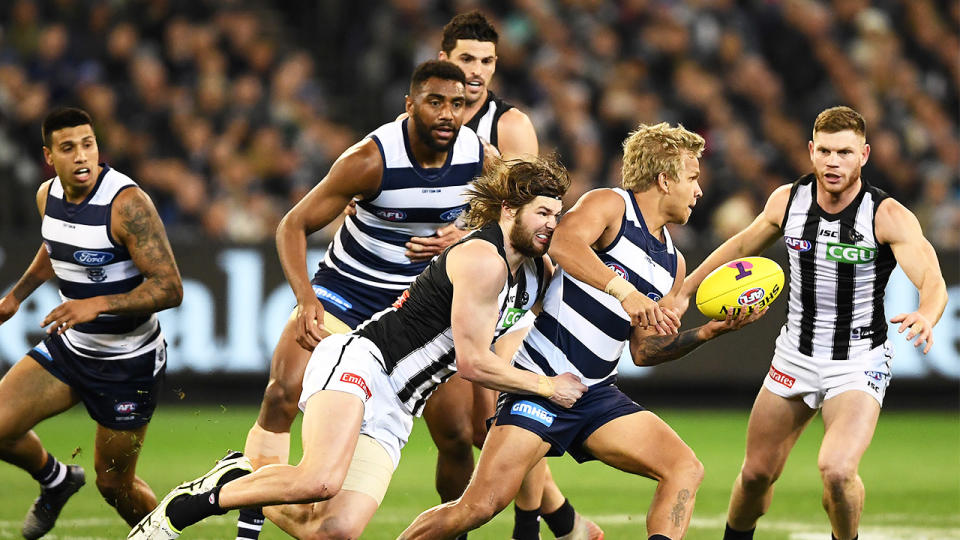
[604,275,638,302]
[537,375,554,398]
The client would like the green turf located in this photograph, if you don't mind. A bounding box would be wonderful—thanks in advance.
[1,405,957,539]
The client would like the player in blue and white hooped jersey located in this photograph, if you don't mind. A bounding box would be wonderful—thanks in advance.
[232,61,497,538]
[681,107,947,540]
[0,108,183,537]
[400,125,766,540]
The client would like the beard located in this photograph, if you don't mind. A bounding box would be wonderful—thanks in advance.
[412,109,458,152]
[509,211,548,258]
[817,163,862,193]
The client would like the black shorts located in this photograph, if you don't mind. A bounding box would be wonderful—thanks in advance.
[27,333,166,430]
[494,383,644,463]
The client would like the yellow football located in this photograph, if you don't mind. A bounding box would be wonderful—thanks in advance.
[695,256,784,320]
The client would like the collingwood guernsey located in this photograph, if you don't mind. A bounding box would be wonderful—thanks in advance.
[356,223,546,416]
[464,90,515,148]
[780,174,897,360]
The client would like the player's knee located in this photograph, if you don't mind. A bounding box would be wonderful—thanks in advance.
[665,452,704,488]
[95,473,133,505]
[739,463,778,492]
[260,378,302,428]
[290,473,343,502]
[305,514,366,540]
[431,418,473,457]
[818,458,857,492]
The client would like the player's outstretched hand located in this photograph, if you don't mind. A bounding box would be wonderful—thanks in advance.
[42,298,104,335]
[294,298,328,351]
[890,312,934,354]
[548,372,588,408]
[405,223,469,262]
[704,306,769,339]
[622,291,680,335]
[0,295,19,325]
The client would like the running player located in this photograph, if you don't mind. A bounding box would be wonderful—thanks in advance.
[678,106,947,540]
[0,107,183,538]
[128,156,583,540]
[231,60,492,538]
[399,123,763,540]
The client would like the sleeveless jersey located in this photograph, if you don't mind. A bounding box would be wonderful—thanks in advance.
[464,90,515,148]
[780,174,896,360]
[356,223,547,416]
[514,188,679,386]
[40,165,163,359]
[316,118,483,291]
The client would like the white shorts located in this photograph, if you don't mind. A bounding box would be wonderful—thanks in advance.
[763,328,895,409]
[298,333,414,468]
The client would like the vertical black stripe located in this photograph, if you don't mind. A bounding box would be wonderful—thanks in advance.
[321,337,355,390]
[871,245,896,349]
[797,192,820,356]
[832,220,856,360]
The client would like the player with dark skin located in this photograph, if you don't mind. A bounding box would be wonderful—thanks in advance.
[0,113,182,535]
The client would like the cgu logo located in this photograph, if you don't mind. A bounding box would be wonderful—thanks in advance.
[784,237,812,252]
[738,287,765,306]
[826,242,876,264]
[439,207,465,222]
[73,250,114,266]
[375,209,407,222]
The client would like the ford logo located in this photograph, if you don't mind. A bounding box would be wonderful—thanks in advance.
[785,237,812,252]
[73,250,114,266]
[375,209,407,222]
[738,287,765,305]
[439,207,465,222]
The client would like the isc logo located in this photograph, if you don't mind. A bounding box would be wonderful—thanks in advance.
[738,287,765,306]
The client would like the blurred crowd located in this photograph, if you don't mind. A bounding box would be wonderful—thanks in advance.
[0,0,957,250]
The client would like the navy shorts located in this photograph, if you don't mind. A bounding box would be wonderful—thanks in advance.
[27,334,166,430]
[311,267,406,328]
[494,383,644,463]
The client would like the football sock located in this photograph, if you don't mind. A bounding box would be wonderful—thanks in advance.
[723,523,756,539]
[649,535,672,540]
[542,498,576,537]
[512,504,541,539]
[167,486,228,531]
[33,453,66,489]
[236,507,264,539]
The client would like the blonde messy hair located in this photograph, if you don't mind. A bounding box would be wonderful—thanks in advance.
[461,155,570,229]
[813,106,865,138]
[621,122,705,192]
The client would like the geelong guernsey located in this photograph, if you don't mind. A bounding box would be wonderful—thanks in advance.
[317,118,483,291]
[356,223,546,416]
[464,90,515,148]
[40,165,163,359]
[514,188,679,386]
[780,174,896,360]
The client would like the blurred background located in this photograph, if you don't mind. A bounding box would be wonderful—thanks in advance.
[0,0,957,406]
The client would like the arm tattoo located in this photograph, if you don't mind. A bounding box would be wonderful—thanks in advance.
[633,327,708,366]
[103,193,182,315]
[670,489,691,527]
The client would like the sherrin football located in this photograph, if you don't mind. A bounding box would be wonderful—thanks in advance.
[696,256,784,320]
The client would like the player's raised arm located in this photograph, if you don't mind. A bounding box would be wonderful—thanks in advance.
[277,139,382,349]
[681,184,791,301]
[448,240,585,408]
[0,181,56,324]
[876,199,947,354]
[496,108,538,160]
[549,188,679,334]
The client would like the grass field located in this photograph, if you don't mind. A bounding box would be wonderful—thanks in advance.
[1,405,957,539]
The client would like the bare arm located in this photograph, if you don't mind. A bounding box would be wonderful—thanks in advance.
[42,187,184,333]
[449,241,586,407]
[496,108,538,160]
[549,188,679,333]
[0,182,55,324]
[876,198,947,353]
[679,184,790,311]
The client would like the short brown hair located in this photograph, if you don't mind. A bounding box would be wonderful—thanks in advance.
[441,11,498,54]
[621,122,704,192]
[461,155,570,229]
[813,106,865,138]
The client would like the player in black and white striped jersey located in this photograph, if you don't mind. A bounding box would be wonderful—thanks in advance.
[680,106,948,540]
[0,107,183,538]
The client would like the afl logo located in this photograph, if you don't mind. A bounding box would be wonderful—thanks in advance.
[114,402,137,414]
[738,287,765,306]
[73,250,114,266]
[439,207,465,222]
[606,263,629,280]
[784,237,812,252]
[375,209,407,222]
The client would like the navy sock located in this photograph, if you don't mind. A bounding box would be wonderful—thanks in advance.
[167,486,228,531]
[649,535,672,540]
[724,523,756,540]
[512,504,540,539]
[542,499,576,537]
[237,507,264,539]
[32,453,66,489]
